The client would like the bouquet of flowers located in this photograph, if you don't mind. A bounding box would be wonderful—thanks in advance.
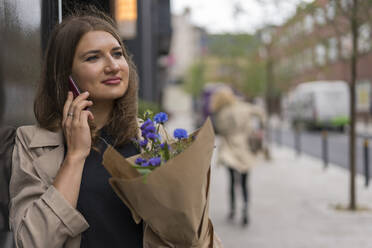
[101,111,222,247]
[131,111,194,178]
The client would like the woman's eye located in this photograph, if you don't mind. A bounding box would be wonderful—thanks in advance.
[114,51,123,58]
[86,55,98,62]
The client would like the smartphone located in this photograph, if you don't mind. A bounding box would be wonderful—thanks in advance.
[68,76,81,99]
[68,76,90,111]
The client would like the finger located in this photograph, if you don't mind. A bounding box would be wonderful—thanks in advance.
[68,91,90,116]
[63,92,74,124]
[73,91,90,103]
[80,110,94,126]
[73,100,93,123]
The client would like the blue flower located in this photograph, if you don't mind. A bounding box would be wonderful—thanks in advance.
[141,161,150,167]
[145,125,156,133]
[146,132,159,141]
[135,157,147,165]
[148,157,161,166]
[174,128,188,140]
[160,143,171,150]
[142,130,148,139]
[140,139,148,148]
[141,119,154,130]
[154,112,168,124]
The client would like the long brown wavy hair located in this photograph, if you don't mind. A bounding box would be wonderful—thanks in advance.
[34,8,139,146]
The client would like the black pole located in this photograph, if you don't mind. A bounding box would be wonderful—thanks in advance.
[364,138,369,187]
[277,126,282,146]
[322,130,328,169]
[295,126,301,156]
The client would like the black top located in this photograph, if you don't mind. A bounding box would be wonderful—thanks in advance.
[77,128,143,248]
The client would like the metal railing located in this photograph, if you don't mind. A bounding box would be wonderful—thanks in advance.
[271,124,371,188]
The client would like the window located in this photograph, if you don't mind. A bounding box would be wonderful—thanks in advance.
[304,15,314,33]
[341,33,352,59]
[316,43,327,66]
[303,48,313,70]
[341,0,353,11]
[358,23,371,54]
[328,37,338,62]
[315,8,326,25]
[326,1,336,20]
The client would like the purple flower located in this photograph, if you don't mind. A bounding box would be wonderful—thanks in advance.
[174,128,188,140]
[154,112,168,124]
[140,139,148,148]
[148,157,161,166]
[135,157,147,165]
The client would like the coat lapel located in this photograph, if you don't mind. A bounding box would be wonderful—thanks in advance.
[29,127,65,185]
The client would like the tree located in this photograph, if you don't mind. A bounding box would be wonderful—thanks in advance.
[328,0,372,210]
[206,33,263,96]
[183,61,206,98]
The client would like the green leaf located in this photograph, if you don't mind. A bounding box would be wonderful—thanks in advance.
[163,142,170,161]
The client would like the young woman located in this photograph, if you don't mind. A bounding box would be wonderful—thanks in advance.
[9,10,143,247]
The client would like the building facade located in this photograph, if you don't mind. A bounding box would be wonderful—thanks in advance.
[167,8,207,84]
[271,0,372,116]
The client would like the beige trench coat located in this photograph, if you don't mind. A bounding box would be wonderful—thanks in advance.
[9,125,88,248]
[214,101,265,173]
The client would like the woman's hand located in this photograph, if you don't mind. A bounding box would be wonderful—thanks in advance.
[62,91,94,161]
[53,92,94,207]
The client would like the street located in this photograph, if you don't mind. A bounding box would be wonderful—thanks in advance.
[164,85,372,248]
[270,126,372,178]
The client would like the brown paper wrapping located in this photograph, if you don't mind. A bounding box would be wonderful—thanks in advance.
[102,118,222,247]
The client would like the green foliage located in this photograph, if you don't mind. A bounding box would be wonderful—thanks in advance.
[138,99,162,118]
[243,60,266,97]
[206,33,266,97]
[183,61,206,97]
[208,33,260,58]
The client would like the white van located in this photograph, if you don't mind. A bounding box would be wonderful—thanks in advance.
[287,80,350,130]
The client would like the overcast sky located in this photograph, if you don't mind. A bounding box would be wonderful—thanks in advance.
[170,0,314,34]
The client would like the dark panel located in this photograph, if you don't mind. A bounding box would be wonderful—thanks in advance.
[41,0,58,54]
[62,0,112,17]
[156,0,171,56]
[0,1,5,121]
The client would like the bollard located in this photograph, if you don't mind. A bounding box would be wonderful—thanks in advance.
[277,126,282,146]
[322,130,328,169]
[364,138,369,187]
[295,126,301,156]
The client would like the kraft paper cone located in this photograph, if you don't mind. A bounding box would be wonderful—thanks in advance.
[102,118,222,247]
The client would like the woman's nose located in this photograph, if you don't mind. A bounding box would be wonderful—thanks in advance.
[104,57,120,73]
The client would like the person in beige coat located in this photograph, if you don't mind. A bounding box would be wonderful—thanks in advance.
[9,10,144,248]
[210,87,265,227]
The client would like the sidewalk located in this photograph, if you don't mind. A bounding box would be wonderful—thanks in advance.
[210,146,372,248]
[163,85,372,248]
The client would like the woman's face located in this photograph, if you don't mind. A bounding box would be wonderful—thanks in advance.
[71,30,129,102]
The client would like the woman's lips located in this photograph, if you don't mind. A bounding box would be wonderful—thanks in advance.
[102,77,121,85]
